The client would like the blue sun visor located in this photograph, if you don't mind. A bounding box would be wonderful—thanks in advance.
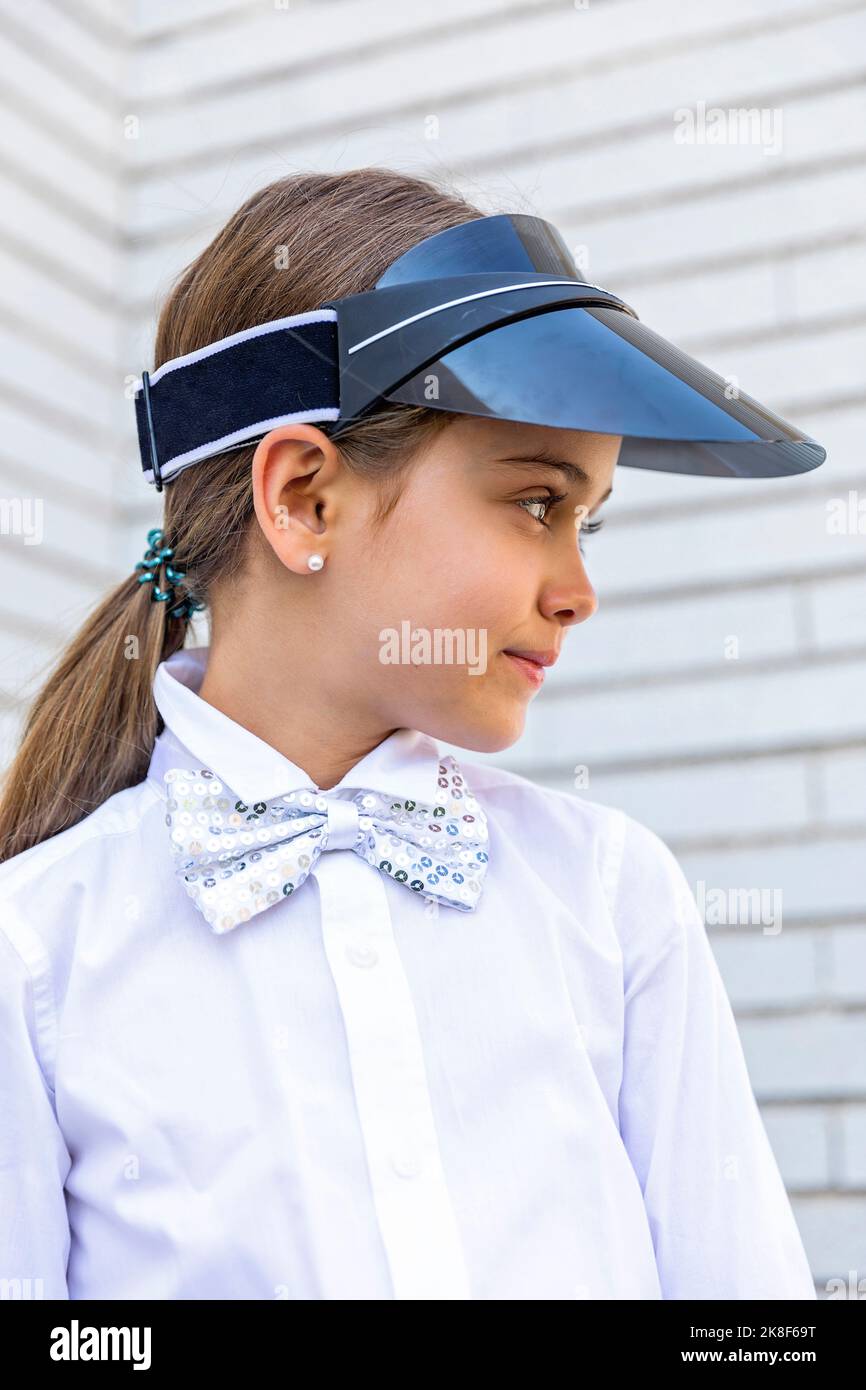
[134,212,825,488]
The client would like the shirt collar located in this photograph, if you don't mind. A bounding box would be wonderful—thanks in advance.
[146,645,445,807]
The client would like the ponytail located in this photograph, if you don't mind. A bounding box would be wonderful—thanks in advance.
[0,572,190,861]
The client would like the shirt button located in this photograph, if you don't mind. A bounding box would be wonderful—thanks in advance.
[390,1147,423,1179]
[345,942,379,969]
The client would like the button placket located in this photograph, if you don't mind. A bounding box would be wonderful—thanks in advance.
[345,941,379,969]
[313,851,472,1300]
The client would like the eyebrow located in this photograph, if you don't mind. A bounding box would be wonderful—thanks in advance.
[493,447,614,508]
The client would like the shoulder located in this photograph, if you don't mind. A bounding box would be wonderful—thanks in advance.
[0,778,163,974]
[0,777,162,899]
[459,754,624,839]
[460,754,695,941]
[456,753,629,896]
[0,778,162,1094]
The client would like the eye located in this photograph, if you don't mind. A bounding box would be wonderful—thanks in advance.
[577,516,605,556]
[515,490,568,529]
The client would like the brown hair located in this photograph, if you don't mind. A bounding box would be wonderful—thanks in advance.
[0,168,485,861]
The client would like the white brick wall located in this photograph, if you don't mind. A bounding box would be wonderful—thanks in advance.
[1,0,864,1296]
[0,0,129,744]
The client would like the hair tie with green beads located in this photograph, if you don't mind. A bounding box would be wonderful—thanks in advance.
[135,527,206,623]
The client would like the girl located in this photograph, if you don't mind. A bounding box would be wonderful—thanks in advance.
[0,168,815,1300]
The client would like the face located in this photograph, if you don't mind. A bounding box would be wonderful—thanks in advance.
[249,414,620,754]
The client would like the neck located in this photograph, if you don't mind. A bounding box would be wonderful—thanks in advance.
[196,642,400,792]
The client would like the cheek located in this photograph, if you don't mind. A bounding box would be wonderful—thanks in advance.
[396,545,515,629]
[366,510,472,604]
[354,495,526,631]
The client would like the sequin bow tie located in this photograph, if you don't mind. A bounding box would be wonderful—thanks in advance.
[163,756,489,934]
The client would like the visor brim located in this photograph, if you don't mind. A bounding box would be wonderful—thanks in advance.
[384,304,825,479]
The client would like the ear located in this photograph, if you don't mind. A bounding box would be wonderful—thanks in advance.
[251,424,340,576]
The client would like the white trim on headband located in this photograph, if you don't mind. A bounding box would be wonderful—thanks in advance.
[132,309,339,393]
[347,279,615,354]
[144,406,341,484]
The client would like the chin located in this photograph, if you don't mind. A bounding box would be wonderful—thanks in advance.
[418,704,528,755]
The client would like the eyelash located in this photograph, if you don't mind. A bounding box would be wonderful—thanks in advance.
[516,491,606,549]
[516,491,568,527]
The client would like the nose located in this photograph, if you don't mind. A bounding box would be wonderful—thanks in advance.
[540,551,598,627]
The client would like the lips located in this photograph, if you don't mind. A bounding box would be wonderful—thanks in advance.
[502,649,559,668]
[501,649,556,689]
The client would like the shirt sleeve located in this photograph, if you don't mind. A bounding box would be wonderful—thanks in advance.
[612,811,815,1300]
[0,923,71,1299]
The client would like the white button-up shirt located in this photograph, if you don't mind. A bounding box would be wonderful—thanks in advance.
[0,645,815,1300]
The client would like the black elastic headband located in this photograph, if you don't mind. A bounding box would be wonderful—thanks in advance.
[135,311,340,490]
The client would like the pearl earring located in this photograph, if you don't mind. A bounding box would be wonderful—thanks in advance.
[307,553,325,571]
